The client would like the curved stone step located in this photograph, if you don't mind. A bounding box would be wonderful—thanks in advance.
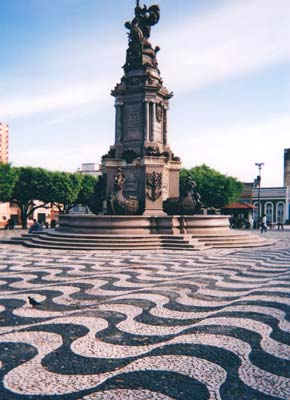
[2,223,272,251]
[28,237,198,248]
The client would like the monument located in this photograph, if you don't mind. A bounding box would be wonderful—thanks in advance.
[102,1,181,216]
[9,2,269,249]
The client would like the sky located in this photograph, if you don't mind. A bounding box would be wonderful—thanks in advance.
[1,0,290,187]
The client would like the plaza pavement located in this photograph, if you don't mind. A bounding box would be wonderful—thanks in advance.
[0,229,289,400]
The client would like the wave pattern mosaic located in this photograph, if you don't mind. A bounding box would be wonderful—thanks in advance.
[0,244,289,400]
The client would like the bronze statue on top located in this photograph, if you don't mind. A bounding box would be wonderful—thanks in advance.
[125,1,160,41]
[124,1,161,74]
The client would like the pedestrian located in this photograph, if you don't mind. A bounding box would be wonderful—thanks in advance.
[8,219,15,230]
[277,218,284,230]
[260,214,267,233]
[29,219,43,233]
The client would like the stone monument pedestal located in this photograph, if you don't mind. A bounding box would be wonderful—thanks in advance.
[103,156,181,215]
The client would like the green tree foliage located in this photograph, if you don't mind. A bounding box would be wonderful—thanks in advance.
[10,167,52,228]
[180,164,243,209]
[76,174,97,206]
[0,163,18,202]
[85,176,105,215]
[1,164,104,227]
[49,172,83,214]
[75,174,104,214]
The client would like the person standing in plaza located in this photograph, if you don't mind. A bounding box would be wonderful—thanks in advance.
[260,214,267,233]
[277,217,284,230]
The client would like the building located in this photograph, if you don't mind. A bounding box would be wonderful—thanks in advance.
[0,123,9,164]
[240,184,288,225]
[236,150,290,226]
[0,123,10,227]
[77,163,101,177]
[221,201,256,228]
[284,149,290,187]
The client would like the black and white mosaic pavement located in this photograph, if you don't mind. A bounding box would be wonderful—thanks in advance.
[0,231,290,400]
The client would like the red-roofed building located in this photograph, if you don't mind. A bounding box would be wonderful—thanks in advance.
[221,202,256,228]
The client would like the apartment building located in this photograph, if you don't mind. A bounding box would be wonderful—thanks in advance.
[0,123,8,163]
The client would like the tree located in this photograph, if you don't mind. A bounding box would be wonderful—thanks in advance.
[49,171,83,214]
[180,164,243,209]
[1,165,105,227]
[76,174,97,207]
[10,167,52,228]
[75,174,104,214]
[82,175,105,215]
[0,163,18,202]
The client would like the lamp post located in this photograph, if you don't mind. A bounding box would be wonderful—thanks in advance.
[255,162,264,228]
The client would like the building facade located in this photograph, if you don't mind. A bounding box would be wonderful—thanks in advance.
[77,163,101,177]
[0,123,9,164]
[250,187,288,224]
[0,123,10,227]
[239,149,290,225]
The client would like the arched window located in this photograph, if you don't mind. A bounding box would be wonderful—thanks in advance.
[276,202,285,223]
[265,202,273,223]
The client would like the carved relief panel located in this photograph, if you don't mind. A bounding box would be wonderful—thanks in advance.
[123,171,138,192]
[124,103,143,141]
[146,171,162,201]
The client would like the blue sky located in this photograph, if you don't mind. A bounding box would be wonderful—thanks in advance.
[1,0,290,186]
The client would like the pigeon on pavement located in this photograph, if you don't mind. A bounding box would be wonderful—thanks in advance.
[28,296,42,308]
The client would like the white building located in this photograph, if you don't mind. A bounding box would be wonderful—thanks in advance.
[239,149,290,224]
[77,163,101,177]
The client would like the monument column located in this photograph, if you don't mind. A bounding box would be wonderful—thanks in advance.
[149,101,155,142]
[144,100,150,144]
[115,100,123,144]
[163,106,168,146]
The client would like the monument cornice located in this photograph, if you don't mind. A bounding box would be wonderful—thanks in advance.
[102,159,127,167]
[141,156,168,166]
[111,85,170,96]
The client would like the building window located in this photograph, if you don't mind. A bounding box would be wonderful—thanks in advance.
[276,202,285,223]
[265,202,273,223]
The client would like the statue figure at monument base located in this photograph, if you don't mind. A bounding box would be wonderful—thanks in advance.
[107,168,139,215]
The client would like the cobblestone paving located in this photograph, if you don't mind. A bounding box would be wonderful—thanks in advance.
[0,230,289,399]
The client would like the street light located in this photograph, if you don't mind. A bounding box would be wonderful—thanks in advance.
[255,162,264,228]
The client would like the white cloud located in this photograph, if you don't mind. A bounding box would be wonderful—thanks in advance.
[11,112,290,188]
[2,0,290,120]
[1,80,113,119]
[0,36,123,119]
[177,113,290,187]
[157,0,290,91]
[10,142,109,173]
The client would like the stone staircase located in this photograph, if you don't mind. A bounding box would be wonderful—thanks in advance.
[4,231,208,251]
[2,229,271,251]
[191,231,271,248]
